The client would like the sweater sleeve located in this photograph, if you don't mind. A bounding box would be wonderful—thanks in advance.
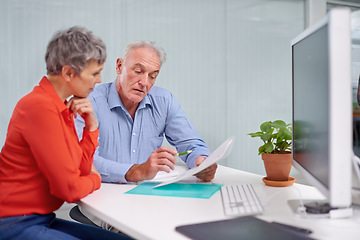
[79,128,99,175]
[22,101,101,203]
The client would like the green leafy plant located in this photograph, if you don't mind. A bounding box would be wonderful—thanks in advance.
[248,120,292,155]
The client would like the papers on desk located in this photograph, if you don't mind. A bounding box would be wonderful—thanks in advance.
[125,182,222,199]
[153,136,235,188]
[145,169,179,182]
[124,137,234,199]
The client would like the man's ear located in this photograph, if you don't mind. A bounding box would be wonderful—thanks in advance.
[116,58,124,74]
[61,65,76,82]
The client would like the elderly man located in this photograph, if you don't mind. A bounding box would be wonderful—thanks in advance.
[74,40,218,232]
[75,41,217,184]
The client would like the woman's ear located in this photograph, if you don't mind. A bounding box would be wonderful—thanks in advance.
[61,65,76,82]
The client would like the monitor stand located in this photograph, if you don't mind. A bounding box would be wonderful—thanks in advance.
[352,188,360,206]
[287,199,353,219]
[303,200,334,214]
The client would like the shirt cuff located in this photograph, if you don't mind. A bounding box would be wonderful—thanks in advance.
[82,128,99,148]
[183,150,210,169]
[89,173,101,190]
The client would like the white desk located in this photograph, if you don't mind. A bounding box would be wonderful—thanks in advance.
[78,165,360,240]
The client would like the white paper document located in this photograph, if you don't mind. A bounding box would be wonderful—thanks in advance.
[143,169,180,182]
[153,136,235,188]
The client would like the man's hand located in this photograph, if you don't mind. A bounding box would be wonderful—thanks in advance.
[194,156,217,182]
[125,146,177,182]
[67,97,98,132]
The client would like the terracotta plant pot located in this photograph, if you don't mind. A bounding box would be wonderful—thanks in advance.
[261,152,292,181]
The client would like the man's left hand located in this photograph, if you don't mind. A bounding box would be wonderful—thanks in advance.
[194,156,217,182]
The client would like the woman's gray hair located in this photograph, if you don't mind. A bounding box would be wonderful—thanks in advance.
[45,26,107,75]
[123,41,166,65]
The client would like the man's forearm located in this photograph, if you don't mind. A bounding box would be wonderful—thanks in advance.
[124,164,144,182]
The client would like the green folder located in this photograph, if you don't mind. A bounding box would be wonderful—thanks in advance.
[125,182,222,199]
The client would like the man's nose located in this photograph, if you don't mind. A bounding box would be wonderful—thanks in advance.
[138,74,149,85]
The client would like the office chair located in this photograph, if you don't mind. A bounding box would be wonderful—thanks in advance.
[69,205,99,227]
[70,205,128,235]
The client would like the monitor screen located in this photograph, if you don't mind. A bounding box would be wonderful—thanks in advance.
[292,25,329,189]
[291,8,352,212]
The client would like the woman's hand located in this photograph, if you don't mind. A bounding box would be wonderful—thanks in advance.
[67,97,98,132]
[91,164,101,180]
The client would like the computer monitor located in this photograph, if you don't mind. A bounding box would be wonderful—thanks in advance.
[291,8,353,218]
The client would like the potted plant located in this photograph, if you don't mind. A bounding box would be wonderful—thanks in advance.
[248,120,294,185]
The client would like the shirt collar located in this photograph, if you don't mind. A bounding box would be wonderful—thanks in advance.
[108,82,124,110]
[39,76,68,113]
[139,94,151,110]
[108,81,152,111]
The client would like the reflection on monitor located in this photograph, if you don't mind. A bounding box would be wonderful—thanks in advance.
[291,8,353,218]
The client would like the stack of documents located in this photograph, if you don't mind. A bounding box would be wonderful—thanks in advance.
[125,136,235,199]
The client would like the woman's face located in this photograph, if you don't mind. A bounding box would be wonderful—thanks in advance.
[70,60,103,97]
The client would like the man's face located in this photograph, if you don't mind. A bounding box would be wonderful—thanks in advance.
[116,47,161,105]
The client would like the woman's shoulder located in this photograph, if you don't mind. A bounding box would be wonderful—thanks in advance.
[16,87,59,115]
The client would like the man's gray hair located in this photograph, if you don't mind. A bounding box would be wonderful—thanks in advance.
[123,41,166,65]
[45,26,107,75]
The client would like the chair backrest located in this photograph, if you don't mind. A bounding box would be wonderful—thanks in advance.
[69,205,98,227]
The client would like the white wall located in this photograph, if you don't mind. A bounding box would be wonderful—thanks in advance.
[0,0,305,176]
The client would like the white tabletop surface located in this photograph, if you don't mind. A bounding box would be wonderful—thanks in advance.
[78,165,360,240]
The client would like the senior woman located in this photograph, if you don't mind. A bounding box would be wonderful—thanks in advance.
[0,27,132,240]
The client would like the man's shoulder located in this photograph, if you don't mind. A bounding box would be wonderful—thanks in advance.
[148,86,172,98]
[146,86,179,111]
[89,82,113,100]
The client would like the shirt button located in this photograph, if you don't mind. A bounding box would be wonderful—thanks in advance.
[132,133,136,136]
[132,149,136,153]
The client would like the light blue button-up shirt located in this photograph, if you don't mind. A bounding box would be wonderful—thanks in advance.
[75,81,210,183]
